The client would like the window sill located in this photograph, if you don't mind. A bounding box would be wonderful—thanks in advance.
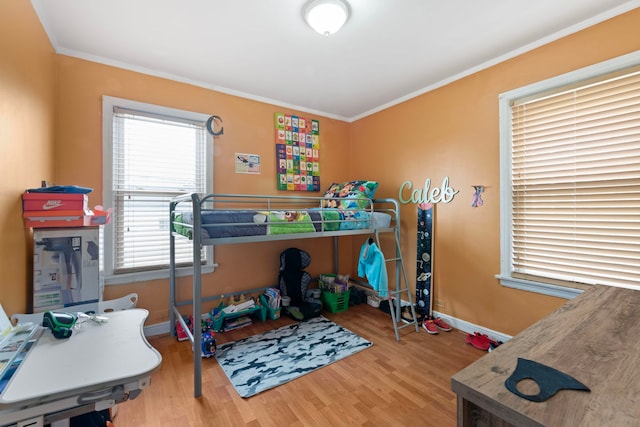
[105,264,216,286]
[495,275,583,300]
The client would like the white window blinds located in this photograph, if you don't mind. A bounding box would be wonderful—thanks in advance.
[112,106,207,273]
[510,68,640,289]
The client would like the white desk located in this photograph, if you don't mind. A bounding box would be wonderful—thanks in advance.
[0,309,161,427]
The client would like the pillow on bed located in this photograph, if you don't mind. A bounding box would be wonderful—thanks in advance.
[321,180,378,209]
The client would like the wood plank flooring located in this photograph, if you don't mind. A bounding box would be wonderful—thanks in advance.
[115,304,484,427]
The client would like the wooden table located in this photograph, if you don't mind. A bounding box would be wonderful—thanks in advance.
[451,285,640,427]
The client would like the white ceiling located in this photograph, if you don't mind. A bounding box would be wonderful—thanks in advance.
[31,0,638,122]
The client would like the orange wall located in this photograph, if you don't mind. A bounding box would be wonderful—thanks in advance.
[54,57,352,325]
[0,1,56,316]
[350,9,640,335]
[2,3,639,335]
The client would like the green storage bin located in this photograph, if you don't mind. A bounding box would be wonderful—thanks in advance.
[321,289,350,313]
[211,300,267,332]
[260,294,281,320]
[269,307,281,320]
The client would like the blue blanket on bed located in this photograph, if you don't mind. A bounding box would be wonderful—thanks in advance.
[174,209,373,239]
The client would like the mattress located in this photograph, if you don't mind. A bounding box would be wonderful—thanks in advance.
[173,209,391,239]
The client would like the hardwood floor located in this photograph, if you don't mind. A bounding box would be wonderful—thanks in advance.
[115,304,484,427]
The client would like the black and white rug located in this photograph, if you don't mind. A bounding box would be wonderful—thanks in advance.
[215,316,372,398]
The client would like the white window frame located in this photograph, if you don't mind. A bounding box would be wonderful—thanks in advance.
[497,51,640,300]
[102,96,214,285]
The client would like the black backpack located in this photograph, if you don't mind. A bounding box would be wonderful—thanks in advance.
[278,248,321,320]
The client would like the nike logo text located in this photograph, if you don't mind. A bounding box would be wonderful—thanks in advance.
[42,200,63,210]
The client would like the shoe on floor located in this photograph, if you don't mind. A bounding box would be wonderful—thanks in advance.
[466,332,493,351]
[401,306,415,323]
[488,340,503,352]
[432,317,452,332]
[423,319,439,334]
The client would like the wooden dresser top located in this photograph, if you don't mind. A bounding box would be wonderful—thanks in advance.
[451,285,640,427]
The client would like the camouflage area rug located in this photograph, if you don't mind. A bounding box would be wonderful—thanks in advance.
[215,316,372,398]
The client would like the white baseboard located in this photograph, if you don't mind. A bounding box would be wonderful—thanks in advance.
[144,311,214,338]
[432,310,512,343]
[144,306,513,344]
[394,296,512,343]
[144,320,170,337]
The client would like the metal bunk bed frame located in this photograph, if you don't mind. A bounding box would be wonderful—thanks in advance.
[169,192,419,398]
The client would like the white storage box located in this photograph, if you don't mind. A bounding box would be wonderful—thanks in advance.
[33,227,103,312]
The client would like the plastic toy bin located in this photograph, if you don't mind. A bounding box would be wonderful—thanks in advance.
[211,303,267,332]
[260,294,281,320]
[321,289,351,313]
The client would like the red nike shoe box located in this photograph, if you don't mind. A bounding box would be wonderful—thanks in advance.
[23,192,88,212]
[23,209,94,228]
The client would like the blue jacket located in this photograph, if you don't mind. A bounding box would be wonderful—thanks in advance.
[358,240,388,297]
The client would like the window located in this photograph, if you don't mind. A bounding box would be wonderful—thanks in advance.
[102,97,213,284]
[498,52,640,299]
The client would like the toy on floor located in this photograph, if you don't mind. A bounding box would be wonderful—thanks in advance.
[201,330,216,358]
[175,315,193,341]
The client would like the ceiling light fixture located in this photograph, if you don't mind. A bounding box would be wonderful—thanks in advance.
[303,0,350,37]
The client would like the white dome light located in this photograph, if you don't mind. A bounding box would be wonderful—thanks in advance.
[303,0,350,36]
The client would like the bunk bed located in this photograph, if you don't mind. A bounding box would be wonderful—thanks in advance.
[169,191,419,398]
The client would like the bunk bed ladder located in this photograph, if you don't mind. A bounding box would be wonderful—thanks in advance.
[374,227,420,341]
